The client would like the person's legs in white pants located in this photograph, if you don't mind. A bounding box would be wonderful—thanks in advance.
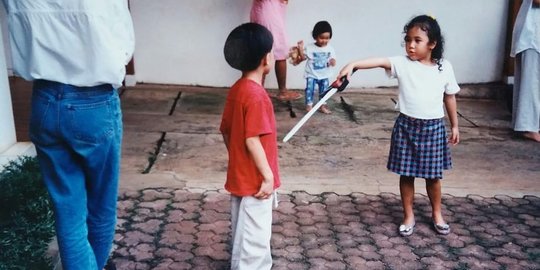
[230,194,274,270]
[513,49,540,142]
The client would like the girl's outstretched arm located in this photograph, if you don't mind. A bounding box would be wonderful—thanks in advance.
[444,94,460,145]
[335,57,391,84]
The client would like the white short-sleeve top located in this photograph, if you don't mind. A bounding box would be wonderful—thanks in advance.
[303,42,336,80]
[387,56,460,120]
[511,0,540,57]
[3,0,135,88]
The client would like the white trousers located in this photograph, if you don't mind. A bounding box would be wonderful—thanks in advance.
[513,49,540,132]
[230,192,277,270]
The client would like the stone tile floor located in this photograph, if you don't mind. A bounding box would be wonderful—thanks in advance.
[111,189,540,270]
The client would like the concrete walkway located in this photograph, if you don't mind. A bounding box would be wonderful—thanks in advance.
[109,84,540,269]
[120,84,539,197]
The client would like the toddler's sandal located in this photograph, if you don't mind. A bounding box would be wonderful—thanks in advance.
[398,222,415,237]
[433,222,450,235]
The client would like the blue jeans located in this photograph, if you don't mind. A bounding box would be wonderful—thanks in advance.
[29,80,122,270]
[305,77,330,106]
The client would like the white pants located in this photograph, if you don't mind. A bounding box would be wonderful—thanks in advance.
[230,192,278,270]
[513,49,540,132]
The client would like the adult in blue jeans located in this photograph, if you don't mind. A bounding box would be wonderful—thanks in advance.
[2,1,134,269]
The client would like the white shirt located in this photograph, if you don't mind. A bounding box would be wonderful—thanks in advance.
[387,56,460,120]
[303,43,336,80]
[2,0,135,88]
[511,0,540,57]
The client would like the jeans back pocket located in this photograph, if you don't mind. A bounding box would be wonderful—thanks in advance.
[67,97,118,144]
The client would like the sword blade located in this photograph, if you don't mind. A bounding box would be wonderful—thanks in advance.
[282,88,338,143]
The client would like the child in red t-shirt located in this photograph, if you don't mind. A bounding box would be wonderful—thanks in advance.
[221,23,281,270]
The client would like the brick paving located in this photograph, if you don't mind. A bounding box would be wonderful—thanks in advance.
[111,189,540,270]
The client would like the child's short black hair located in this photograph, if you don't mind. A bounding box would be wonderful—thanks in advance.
[312,21,332,39]
[224,23,273,71]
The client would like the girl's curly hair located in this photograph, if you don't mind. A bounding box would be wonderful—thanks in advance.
[404,15,444,71]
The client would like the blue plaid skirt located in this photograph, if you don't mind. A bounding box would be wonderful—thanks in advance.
[387,114,452,179]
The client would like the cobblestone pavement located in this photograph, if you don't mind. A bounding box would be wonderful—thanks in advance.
[111,188,540,270]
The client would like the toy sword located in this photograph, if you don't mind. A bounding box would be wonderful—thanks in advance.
[282,75,352,143]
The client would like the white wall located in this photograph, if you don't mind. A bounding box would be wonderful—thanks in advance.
[1,0,509,89]
[130,0,509,89]
[129,0,251,86]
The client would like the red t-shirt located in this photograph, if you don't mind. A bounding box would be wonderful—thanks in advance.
[220,78,281,196]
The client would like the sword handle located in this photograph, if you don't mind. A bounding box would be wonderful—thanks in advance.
[334,68,357,92]
[336,76,349,92]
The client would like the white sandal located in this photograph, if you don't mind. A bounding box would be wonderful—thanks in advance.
[398,222,415,236]
[433,222,450,235]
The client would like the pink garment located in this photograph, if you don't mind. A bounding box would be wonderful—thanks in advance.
[250,0,289,60]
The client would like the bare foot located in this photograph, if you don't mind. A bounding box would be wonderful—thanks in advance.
[305,104,312,112]
[276,90,302,101]
[522,131,540,142]
[319,104,331,114]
